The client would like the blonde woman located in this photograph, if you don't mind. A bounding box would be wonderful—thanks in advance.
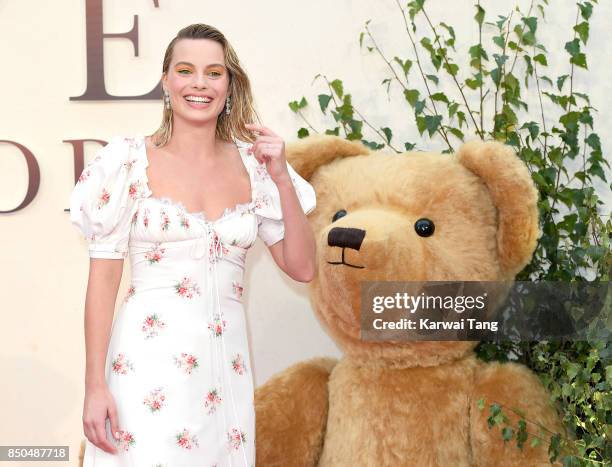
[70,23,316,466]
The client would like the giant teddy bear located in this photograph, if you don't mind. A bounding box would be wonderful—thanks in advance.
[254,135,566,467]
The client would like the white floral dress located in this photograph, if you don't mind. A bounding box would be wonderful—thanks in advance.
[69,135,316,467]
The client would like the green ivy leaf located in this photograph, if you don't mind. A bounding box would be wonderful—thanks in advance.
[297,128,309,138]
[423,115,443,136]
[403,89,420,108]
[522,16,538,34]
[381,127,392,144]
[444,62,459,76]
[330,79,344,98]
[474,5,485,26]
[493,35,505,49]
[557,74,569,91]
[288,97,307,113]
[565,38,580,57]
[393,56,413,77]
[570,53,587,69]
[533,54,547,66]
[579,1,593,20]
[318,94,332,113]
[431,92,450,105]
[426,74,439,85]
[574,21,589,44]
[448,127,464,140]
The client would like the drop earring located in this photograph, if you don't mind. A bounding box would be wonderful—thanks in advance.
[164,90,171,110]
[225,96,231,115]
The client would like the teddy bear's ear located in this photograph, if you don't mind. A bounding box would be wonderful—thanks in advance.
[456,139,541,279]
[285,134,371,181]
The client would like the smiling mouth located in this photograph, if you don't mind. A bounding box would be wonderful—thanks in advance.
[327,248,365,269]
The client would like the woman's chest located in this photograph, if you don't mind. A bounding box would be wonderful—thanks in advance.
[129,196,259,249]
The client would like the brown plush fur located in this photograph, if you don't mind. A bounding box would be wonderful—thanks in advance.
[255,135,565,466]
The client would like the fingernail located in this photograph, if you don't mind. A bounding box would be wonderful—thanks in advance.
[115,431,120,439]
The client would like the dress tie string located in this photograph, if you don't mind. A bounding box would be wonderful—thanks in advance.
[187,224,249,466]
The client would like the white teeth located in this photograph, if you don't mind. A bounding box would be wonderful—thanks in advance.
[185,96,212,103]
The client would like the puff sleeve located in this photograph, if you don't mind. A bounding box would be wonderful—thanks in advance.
[253,160,316,247]
[69,136,142,259]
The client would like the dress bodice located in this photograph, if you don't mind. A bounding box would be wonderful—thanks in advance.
[69,134,317,260]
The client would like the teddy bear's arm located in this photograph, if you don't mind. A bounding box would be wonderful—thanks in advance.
[469,361,566,467]
[255,357,337,467]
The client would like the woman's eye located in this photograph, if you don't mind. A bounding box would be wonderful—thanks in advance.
[178,69,190,74]
[332,209,347,222]
[209,71,222,77]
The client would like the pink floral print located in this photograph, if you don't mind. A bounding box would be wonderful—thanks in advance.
[160,208,171,231]
[179,213,191,229]
[203,387,223,415]
[144,243,166,264]
[226,427,246,451]
[231,353,247,375]
[128,179,147,199]
[208,313,227,338]
[232,281,244,299]
[97,188,111,209]
[115,429,136,451]
[252,191,271,210]
[173,352,199,375]
[123,135,142,150]
[142,207,150,228]
[143,386,166,413]
[112,353,135,375]
[175,428,199,450]
[124,285,136,302]
[174,277,201,298]
[141,313,166,339]
[78,169,91,183]
[254,164,271,181]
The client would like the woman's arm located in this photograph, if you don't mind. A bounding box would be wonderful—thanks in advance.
[267,176,316,282]
[244,123,316,282]
[84,259,122,388]
[82,259,123,455]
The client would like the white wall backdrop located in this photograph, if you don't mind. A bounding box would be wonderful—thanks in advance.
[0,0,609,463]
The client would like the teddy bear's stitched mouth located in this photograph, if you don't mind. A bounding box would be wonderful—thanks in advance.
[327,259,365,269]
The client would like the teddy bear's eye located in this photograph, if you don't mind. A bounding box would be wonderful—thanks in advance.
[414,218,435,237]
[332,209,347,222]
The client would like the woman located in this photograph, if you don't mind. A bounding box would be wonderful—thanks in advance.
[70,23,316,466]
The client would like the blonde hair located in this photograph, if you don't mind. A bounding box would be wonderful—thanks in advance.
[150,23,262,147]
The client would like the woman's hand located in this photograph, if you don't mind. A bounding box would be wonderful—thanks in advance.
[244,123,291,186]
[83,383,119,455]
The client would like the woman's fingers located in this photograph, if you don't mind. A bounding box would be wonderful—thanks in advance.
[108,402,120,442]
[245,122,277,137]
[83,418,97,447]
[93,417,117,454]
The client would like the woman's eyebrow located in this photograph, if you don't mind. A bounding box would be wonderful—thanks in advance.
[174,61,226,69]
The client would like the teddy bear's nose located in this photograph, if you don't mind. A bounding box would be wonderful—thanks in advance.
[328,227,366,250]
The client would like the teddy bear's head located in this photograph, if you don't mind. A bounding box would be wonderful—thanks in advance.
[286,135,540,369]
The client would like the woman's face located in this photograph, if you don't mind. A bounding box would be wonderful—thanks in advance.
[162,38,230,123]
